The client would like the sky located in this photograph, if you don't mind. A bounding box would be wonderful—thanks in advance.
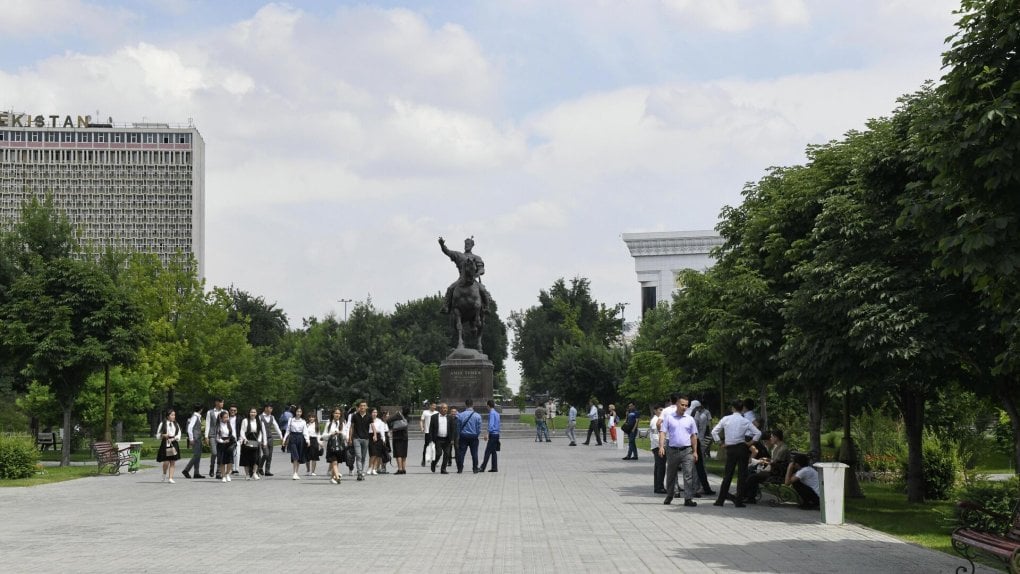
[0,0,961,391]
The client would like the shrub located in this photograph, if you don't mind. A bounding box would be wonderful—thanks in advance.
[902,430,961,500]
[954,477,1020,534]
[0,434,40,480]
[853,407,906,471]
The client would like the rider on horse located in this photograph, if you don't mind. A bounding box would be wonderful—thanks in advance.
[439,236,491,314]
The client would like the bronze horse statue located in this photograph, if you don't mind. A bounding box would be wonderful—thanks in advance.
[450,257,486,351]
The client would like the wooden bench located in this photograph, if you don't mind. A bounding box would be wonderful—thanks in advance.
[91,441,133,475]
[35,430,62,451]
[951,499,1020,574]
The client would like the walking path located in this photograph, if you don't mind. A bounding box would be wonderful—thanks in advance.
[0,435,994,573]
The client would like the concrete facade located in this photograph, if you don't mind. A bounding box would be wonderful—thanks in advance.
[622,230,723,315]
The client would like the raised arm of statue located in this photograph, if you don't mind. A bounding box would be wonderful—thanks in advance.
[439,237,452,258]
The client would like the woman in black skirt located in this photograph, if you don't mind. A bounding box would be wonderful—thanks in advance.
[283,406,310,480]
[156,409,182,484]
[387,406,410,475]
[215,410,236,482]
[239,407,264,480]
[305,412,321,476]
[323,408,345,484]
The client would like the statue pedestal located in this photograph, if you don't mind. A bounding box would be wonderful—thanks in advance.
[440,347,493,412]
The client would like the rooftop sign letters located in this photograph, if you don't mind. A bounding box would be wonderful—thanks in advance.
[0,113,92,129]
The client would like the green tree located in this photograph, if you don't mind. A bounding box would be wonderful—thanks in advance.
[620,350,675,413]
[540,339,626,408]
[225,286,289,348]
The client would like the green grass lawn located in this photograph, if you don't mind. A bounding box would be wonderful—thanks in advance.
[0,465,106,487]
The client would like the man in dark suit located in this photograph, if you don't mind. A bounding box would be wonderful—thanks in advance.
[429,403,456,474]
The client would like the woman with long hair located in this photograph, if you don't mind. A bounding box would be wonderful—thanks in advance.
[283,406,310,480]
[368,408,387,475]
[156,409,182,484]
[239,407,264,480]
[305,412,321,476]
[216,410,235,482]
[323,408,345,484]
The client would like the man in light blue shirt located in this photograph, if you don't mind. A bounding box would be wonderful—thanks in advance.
[456,399,483,474]
[480,400,501,472]
[659,395,699,507]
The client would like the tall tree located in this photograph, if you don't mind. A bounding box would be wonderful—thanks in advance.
[225,286,289,348]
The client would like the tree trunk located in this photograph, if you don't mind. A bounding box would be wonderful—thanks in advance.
[759,382,768,429]
[1000,391,1020,476]
[840,387,865,498]
[807,384,823,458]
[900,386,925,503]
[60,405,72,467]
[103,365,111,441]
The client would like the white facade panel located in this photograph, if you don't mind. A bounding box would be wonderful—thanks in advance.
[622,230,722,314]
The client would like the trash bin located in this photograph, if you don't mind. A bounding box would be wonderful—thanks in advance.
[813,462,849,525]
[116,441,144,473]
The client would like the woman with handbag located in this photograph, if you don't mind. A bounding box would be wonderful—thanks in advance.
[386,406,410,475]
[305,412,322,477]
[323,408,345,484]
[368,408,387,475]
[283,406,310,480]
[239,407,264,480]
[215,410,236,482]
[156,409,182,484]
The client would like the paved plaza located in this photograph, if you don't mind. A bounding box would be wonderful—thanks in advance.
[0,436,994,573]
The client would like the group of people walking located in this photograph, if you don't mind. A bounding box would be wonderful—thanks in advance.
[153,397,504,484]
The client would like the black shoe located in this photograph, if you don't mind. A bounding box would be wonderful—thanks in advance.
[182,470,191,479]
[488,469,498,472]
[479,466,486,472]
[622,457,632,460]
[713,500,724,507]
[654,489,667,494]
[357,474,364,481]
[441,469,448,474]
[546,439,551,442]
[421,461,426,467]
[215,474,222,480]
[663,495,674,505]
[735,502,746,508]
[684,500,697,507]
[703,490,716,496]
[582,442,589,445]
[264,472,274,477]
[473,468,480,474]
[232,470,239,475]
[457,469,463,474]
[569,443,577,446]
[193,474,205,479]
[431,463,437,473]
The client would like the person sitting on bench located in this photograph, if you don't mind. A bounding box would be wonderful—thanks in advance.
[784,453,820,510]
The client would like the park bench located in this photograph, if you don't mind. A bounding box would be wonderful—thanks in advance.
[760,481,804,506]
[91,441,133,475]
[951,499,1020,574]
[35,431,62,451]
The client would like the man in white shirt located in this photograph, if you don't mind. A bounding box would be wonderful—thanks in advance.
[785,453,821,510]
[420,401,436,467]
[566,403,578,446]
[582,400,602,445]
[649,403,665,494]
[205,398,224,478]
[181,404,205,479]
[711,399,762,508]
[659,396,699,507]
[258,404,282,477]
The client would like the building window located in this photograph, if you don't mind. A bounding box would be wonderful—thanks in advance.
[641,286,657,317]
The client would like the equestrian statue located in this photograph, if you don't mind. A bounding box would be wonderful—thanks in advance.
[438,236,492,351]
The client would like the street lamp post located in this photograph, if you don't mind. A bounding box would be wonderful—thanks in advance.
[337,298,353,321]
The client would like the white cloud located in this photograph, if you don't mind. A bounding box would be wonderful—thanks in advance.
[0,0,135,38]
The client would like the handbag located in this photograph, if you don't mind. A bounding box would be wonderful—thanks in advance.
[165,440,178,458]
[425,442,436,463]
[391,418,408,432]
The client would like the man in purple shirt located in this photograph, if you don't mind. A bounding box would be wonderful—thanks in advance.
[658,395,699,507]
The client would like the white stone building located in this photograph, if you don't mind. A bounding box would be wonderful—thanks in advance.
[621,230,723,316]
[0,113,205,276]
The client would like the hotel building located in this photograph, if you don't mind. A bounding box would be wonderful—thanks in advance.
[622,230,724,316]
[0,112,205,276]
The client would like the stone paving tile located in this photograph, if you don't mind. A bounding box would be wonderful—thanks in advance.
[0,437,998,573]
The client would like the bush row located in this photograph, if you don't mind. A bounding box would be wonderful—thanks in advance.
[0,434,40,479]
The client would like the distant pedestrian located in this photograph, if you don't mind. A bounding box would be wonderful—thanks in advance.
[565,403,577,446]
[258,404,282,477]
[711,400,761,507]
[283,406,310,481]
[305,412,321,476]
[181,404,204,479]
[323,408,346,484]
[205,398,224,478]
[228,404,240,474]
[534,403,550,442]
[607,404,618,445]
[239,407,265,480]
[456,399,482,473]
[215,410,236,483]
[368,408,387,475]
[649,403,666,493]
[598,403,607,443]
[420,401,436,467]
[429,403,455,474]
[480,400,500,472]
[582,400,602,446]
[388,406,410,475]
[347,401,371,481]
[156,409,182,484]
[621,403,639,460]
[689,400,715,496]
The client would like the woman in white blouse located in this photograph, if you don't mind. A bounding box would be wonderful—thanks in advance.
[368,408,388,475]
[156,409,182,484]
[239,407,264,480]
[215,410,235,482]
[283,406,310,480]
[322,408,345,484]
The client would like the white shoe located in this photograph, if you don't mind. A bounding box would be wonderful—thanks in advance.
[254,474,261,481]
[222,477,228,483]
[310,472,317,476]
[292,473,300,480]
[226,475,232,482]
[330,477,338,484]
[168,478,175,484]
[161,475,166,483]
[245,476,250,481]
